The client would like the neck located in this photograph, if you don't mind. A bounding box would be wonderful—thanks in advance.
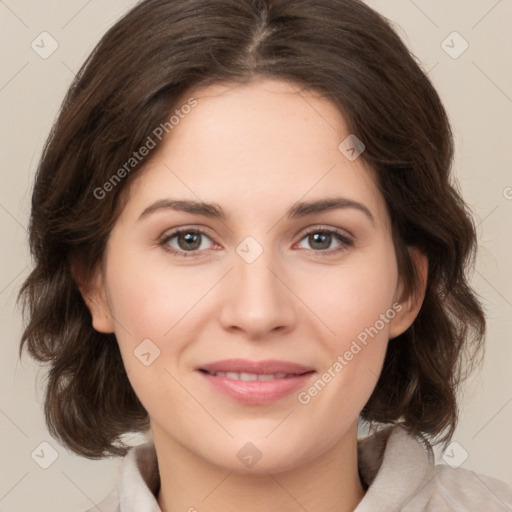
[153,423,366,512]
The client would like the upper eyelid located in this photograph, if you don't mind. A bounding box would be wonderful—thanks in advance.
[160,225,216,243]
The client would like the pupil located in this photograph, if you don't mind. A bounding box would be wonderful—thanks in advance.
[310,233,330,250]
[179,232,201,250]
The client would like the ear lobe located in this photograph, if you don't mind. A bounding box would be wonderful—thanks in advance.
[71,260,115,334]
[388,247,428,340]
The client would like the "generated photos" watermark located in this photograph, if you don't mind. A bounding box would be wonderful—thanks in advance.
[297,302,402,405]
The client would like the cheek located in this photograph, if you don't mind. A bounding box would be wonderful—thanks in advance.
[103,250,173,367]
[104,258,193,412]
[296,239,398,407]
[296,280,396,433]
[106,245,196,335]
[104,245,220,385]
[302,243,398,347]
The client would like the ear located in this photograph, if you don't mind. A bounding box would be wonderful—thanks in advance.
[71,259,115,333]
[388,247,428,340]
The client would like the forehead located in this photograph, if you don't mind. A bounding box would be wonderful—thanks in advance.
[121,78,390,231]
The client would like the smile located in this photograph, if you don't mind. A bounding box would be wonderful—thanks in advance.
[197,368,316,405]
[201,370,296,380]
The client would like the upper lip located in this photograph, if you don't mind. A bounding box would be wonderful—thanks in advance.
[198,359,315,375]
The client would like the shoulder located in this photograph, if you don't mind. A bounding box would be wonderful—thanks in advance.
[356,424,512,512]
[76,441,160,512]
[411,464,512,511]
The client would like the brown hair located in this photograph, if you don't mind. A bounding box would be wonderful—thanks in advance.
[17,0,485,458]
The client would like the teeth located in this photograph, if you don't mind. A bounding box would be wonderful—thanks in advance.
[208,371,292,381]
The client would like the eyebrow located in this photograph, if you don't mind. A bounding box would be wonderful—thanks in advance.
[138,196,376,226]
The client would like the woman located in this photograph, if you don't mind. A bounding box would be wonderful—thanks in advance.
[17,0,512,510]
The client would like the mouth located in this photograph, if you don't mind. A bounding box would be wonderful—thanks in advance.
[196,359,316,404]
[197,358,315,375]
[198,369,311,381]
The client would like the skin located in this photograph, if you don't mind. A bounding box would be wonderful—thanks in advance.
[79,78,427,512]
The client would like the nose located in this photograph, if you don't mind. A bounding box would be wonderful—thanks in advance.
[218,247,298,340]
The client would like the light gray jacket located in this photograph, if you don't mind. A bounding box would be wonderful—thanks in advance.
[82,425,512,511]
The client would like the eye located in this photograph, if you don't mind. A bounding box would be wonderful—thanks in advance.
[295,228,353,255]
[159,228,215,257]
[159,226,353,258]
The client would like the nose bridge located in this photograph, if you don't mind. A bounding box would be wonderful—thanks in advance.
[218,238,296,338]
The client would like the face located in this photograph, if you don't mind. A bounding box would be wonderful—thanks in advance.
[83,78,426,474]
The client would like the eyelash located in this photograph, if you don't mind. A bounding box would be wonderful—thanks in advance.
[158,226,354,258]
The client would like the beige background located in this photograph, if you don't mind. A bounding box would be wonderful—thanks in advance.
[1,1,511,510]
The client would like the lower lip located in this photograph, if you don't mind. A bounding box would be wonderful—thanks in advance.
[197,371,316,405]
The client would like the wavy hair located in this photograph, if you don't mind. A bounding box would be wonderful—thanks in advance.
[17,0,485,458]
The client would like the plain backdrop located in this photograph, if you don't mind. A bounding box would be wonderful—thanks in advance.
[1,1,511,511]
